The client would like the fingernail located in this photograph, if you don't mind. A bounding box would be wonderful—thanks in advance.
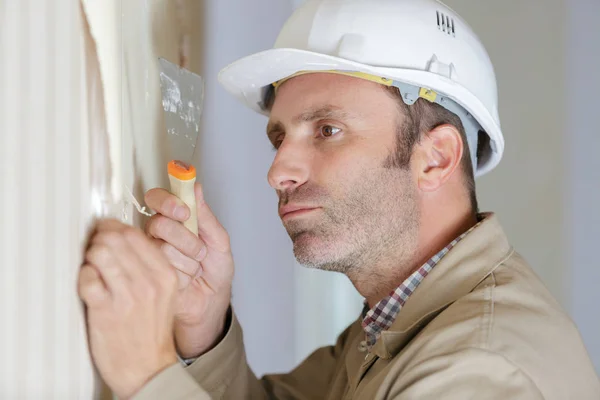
[174,206,188,220]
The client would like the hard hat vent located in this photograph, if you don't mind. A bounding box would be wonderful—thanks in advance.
[436,10,456,37]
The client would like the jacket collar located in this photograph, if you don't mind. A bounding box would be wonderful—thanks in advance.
[371,212,514,359]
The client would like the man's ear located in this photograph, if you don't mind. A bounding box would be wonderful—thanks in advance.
[412,124,463,192]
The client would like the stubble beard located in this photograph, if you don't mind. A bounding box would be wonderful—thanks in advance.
[281,166,420,278]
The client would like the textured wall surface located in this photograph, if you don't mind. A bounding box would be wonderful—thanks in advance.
[0,0,106,397]
[119,0,204,228]
[0,0,203,397]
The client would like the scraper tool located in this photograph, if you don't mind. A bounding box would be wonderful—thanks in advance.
[158,57,204,236]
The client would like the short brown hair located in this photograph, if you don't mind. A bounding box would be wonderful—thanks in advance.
[382,86,478,213]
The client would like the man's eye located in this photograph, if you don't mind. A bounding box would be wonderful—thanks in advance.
[318,125,341,138]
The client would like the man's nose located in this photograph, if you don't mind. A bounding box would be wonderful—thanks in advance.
[267,139,310,192]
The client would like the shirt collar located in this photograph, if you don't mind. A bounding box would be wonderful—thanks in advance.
[360,214,486,349]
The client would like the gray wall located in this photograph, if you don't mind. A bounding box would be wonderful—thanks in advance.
[566,0,600,374]
[444,0,599,373]
[195,0,298,376]
[446,0,568,304]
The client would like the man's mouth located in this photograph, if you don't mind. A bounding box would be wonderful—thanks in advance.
[279,204,321,220]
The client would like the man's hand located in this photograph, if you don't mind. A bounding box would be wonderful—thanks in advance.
[144,183,234,359]
[78,219,178,400]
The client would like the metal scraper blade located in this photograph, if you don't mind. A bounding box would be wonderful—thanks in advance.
[158,57,204,168]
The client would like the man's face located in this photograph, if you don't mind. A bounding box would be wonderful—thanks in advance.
[267,73,419,274]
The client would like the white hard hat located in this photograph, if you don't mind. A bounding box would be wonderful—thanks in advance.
[218,0,504,177]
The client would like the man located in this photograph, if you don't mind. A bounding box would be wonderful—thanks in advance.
[78,0,600,399]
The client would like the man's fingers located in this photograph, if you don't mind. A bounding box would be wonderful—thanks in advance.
[146,214,207,262]
[194,183,231,253]
[144,188,190,222]
[85,243,131,294]
[144,184,232,255]
[149,239,194,290]
[125,231,178,289]
[91,227,145,281]
[153,239,201,278]
[78,265,110,307]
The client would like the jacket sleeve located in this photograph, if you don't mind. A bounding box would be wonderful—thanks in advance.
[388,348,544,400]
[132,307,354,400]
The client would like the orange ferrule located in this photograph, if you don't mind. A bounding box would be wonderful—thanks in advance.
[168,160,196,180]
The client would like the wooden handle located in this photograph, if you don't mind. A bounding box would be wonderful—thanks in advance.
[168,173,198,236]
[167,161,198,236]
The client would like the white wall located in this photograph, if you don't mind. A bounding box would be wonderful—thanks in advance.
[293,267,363,365]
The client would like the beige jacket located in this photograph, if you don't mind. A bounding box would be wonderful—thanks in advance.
[133,214,600,399]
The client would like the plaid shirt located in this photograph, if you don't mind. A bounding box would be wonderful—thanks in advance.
[360,217,484,349]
